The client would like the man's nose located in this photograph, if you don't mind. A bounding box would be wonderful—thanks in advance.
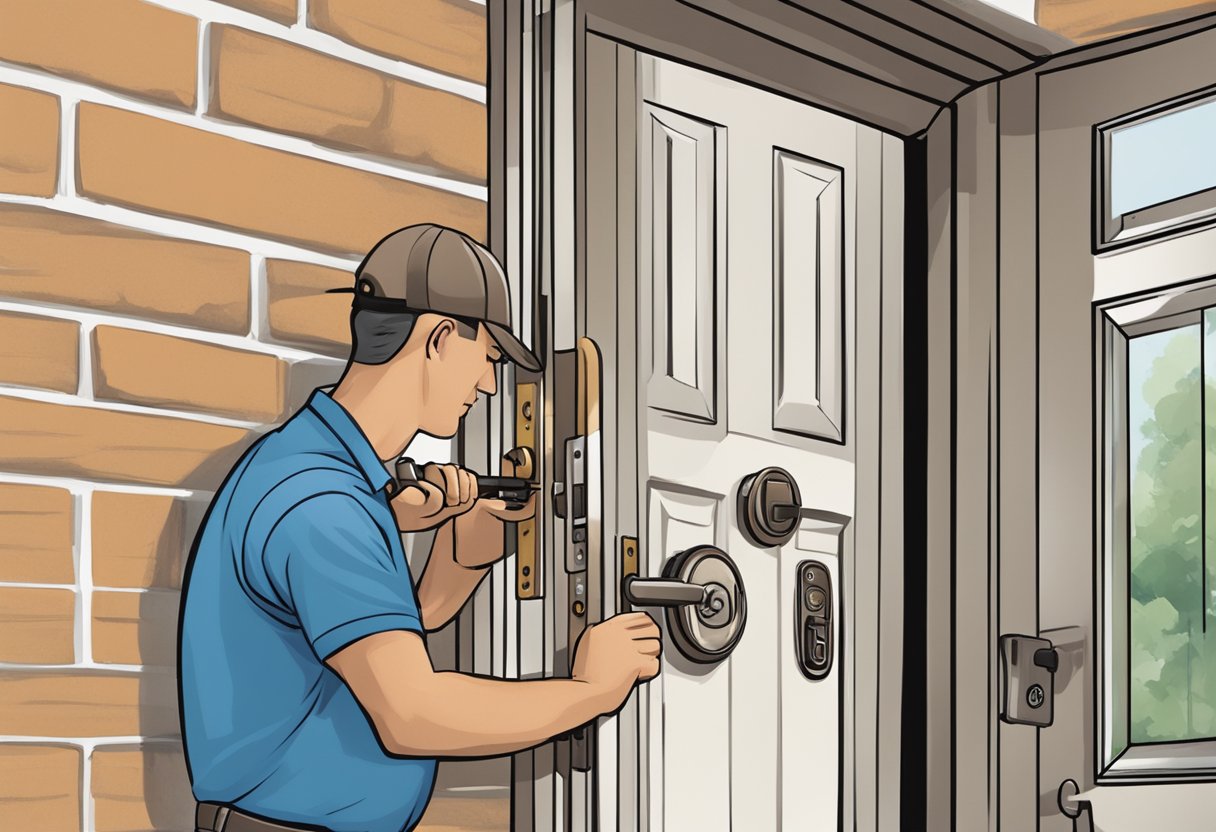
[478,364,497,396]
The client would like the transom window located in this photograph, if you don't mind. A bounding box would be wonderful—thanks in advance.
[1096,89,1216,250]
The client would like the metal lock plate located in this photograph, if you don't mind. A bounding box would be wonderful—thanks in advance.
[738,467,803,547]
[660,545,747,664]
[1000,634,1059,727]
[796,560,833,680]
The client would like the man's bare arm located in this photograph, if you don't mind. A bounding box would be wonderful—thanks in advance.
[414,522,487,631]
[326,613,661,757]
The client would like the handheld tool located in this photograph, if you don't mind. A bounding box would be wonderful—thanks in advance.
[394,457,540,504]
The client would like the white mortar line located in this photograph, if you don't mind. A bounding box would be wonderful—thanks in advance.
[297,0,307,27]
[0,384,267,431]
[0,191,361,270]
[197,20,212,117]
[77,319,95,400]
[0,470,195,498]
[0,581,77,591]
[0,298,347,365]
[0,660,145,672]
[0,583,164,594]
[143,0,486,102]
[0,63,487,200]
[83,742,93,832]
[250,254,268,340]
[57,95,77,198]
[79,487,94,664]
[0,735,177,744]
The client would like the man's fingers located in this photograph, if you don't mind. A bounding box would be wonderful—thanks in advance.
[425,464,458,506]
[456,468,471,505]
[480,491,536,521]
[621,612,658,629]
[635,638,662,657]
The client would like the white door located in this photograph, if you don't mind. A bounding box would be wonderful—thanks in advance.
[583,40,898,832]
[1024,25,1216,831]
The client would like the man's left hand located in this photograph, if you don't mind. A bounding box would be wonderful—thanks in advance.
[452,455,536,569]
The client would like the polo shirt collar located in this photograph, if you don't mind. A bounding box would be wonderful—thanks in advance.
[306,388,395,494]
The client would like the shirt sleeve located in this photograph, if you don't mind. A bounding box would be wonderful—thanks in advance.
[262,491,424,660]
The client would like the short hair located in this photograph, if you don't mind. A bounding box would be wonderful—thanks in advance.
[349,307,479,365]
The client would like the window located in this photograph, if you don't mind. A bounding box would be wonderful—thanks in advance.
[1096,90,1216,250]
[1101,282,1216,779]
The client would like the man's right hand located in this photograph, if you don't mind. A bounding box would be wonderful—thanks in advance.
[391,462,478,532]
[570,612,662,714]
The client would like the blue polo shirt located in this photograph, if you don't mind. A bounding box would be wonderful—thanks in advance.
[179,388,435,832]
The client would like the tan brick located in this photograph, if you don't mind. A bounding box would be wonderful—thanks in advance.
[0,395,253,488]
[93,493,186,590]
[0,587,75,664]
[0,0,196,109]
[92,326,287,422]
[310,0,487,83]
[92,744,193,832]
[0,311,79,393]
[210,26,486,182]
[0,483,74,584]
[0,670,179,737]
[92,591,179,667]
[0,204,250,334]
[0,83,59,197]
[215,0,298,23]
[77,103,485,257]
[265,260,352,356]
[0,745,81,832]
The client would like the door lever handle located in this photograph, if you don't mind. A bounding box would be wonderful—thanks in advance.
[622,575,710,607]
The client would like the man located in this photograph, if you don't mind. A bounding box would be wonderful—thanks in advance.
[178,224,661,832]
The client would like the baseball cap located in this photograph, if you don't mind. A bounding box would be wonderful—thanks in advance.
[332,224,543,372]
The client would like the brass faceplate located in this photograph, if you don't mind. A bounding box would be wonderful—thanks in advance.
[515,382,539,599]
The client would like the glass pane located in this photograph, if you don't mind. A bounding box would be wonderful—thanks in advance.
[1128,323,1211,743]
[1111,97,1216,217]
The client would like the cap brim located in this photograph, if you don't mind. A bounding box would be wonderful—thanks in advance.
[486,321,543,372]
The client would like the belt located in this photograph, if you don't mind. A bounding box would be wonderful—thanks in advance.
[196,802,327,832]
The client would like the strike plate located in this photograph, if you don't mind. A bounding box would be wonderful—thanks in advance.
[515,382,540,599]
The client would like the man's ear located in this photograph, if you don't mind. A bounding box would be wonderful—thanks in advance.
[425,318,457,361]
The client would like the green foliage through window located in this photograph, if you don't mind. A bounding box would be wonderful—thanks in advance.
[1129,312,1216,742]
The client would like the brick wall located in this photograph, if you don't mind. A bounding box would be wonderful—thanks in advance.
[0,1,487,829]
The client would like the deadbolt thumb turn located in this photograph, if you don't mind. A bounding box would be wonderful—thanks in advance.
[623,544,746,664]
[738,466,803,547]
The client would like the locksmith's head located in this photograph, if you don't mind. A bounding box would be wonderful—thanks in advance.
[329,224,542,450]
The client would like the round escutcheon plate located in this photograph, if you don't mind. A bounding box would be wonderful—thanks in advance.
[661,544,747,664]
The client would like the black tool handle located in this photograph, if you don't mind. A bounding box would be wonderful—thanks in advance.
[394,458,534,502]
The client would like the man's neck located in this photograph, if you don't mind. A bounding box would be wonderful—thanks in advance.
[330,367,420,463]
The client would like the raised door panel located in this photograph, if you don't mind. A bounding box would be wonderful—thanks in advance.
[642,102,722,424]
[773,150,846,442]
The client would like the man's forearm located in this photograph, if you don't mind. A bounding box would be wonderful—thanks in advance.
[415,523,488,630]
[385,673,611,757]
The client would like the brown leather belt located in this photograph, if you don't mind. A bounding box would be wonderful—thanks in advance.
[196,801,326,832]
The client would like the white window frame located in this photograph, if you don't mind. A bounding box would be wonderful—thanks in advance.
[1095,86,1216,252]
[1098,275,1216,782]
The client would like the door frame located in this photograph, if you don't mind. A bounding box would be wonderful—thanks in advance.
[988,17,1216,832]
[486,1,1086,830]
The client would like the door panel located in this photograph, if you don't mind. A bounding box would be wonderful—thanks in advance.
[624,48,875,832]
